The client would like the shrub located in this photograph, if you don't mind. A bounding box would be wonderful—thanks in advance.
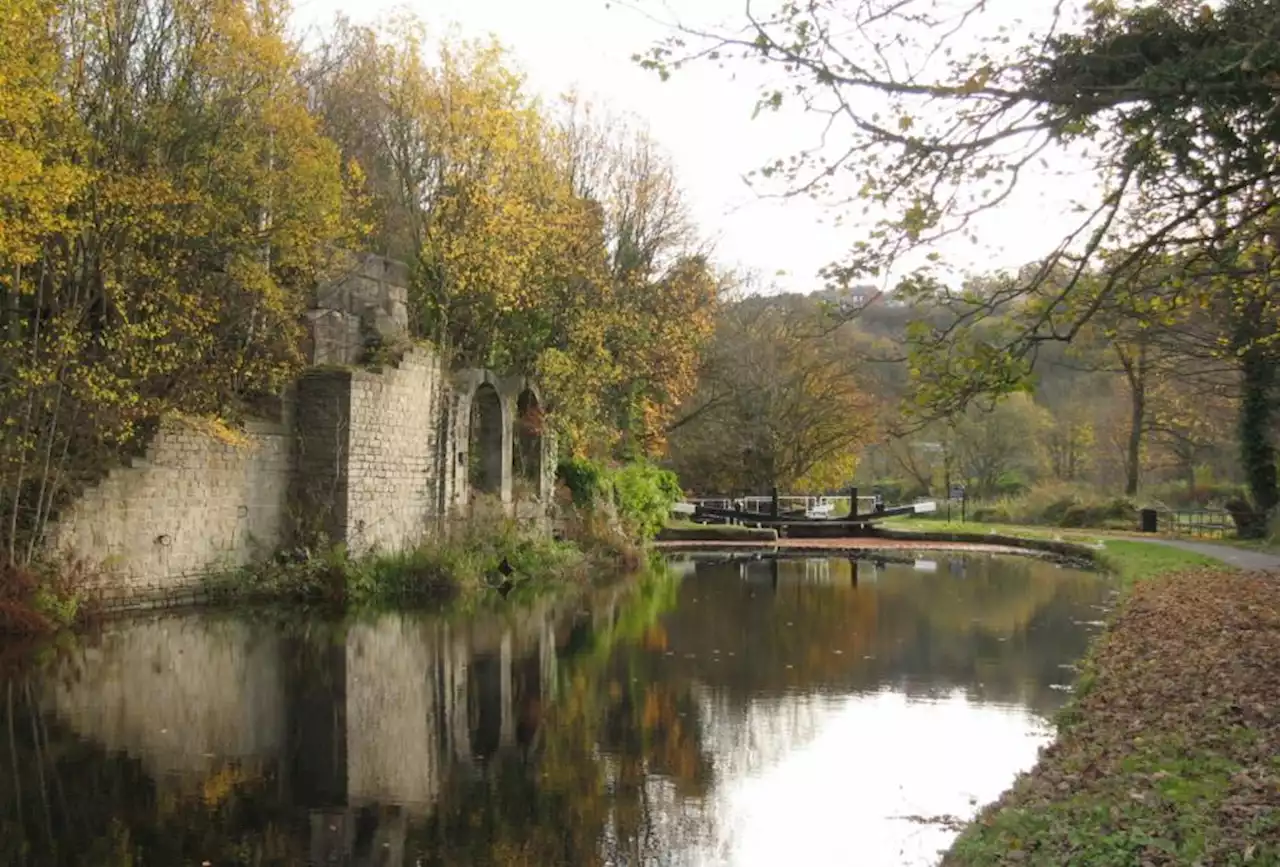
[556,458,683,543]
[861,479,929,504]
[971,504,1014,523]
[557,457,610,508]
[1145,480,1248,510]
[207,520,587,607]
[0,559,90,634]
[610,462,682,541]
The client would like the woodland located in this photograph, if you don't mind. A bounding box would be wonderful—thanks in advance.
[653,0,1280,538]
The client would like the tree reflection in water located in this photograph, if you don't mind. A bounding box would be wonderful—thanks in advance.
[0,552,1109,866]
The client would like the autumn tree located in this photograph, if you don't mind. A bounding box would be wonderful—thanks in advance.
[309,25,720,456]
[667,296,876,493]
[645,0,1280,530]
[549,96,721,455]
[1,0,351,565]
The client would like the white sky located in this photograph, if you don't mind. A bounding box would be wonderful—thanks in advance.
[291,0,1096,294]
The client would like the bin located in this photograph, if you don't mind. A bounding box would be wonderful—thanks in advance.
[1139,508,1158,533]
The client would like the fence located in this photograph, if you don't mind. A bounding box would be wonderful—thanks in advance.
[1162,509,1234,539]
[686,495,881,516]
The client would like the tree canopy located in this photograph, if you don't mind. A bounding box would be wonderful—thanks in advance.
[642,0,1280,525]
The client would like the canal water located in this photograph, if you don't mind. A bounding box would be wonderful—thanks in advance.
[0,551,1111,866]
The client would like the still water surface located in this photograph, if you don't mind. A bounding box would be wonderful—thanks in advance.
[0,552,1110,866]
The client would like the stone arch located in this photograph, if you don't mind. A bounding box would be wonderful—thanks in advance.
[468,382,505,496]
[513,387,543,493]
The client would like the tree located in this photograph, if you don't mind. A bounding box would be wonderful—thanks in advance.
[310,29,720,456]
[951,395,1050,499]
[1,0,352,565]
[549,97,721,455]
[667,297,876,493]
[644,0,1280,526]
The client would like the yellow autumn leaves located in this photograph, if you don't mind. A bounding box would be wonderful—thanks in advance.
[1,0,720,561]
[307,18,721,455]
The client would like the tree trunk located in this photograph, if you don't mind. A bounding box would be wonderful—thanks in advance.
[1239,344,1278,517]
[1119,342,1148,497]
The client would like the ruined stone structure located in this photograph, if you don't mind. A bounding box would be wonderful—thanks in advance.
[46,254,555,603]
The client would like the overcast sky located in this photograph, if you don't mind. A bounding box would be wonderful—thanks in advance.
[292,0,1095,294]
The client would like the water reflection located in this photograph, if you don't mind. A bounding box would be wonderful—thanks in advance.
[0,552,1109,866]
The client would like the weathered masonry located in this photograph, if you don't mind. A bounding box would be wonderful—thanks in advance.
[46,254,555,603]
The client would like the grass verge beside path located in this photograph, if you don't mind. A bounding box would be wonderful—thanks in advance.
[1095,540,1221,587]
[878,519,1220,585]
[944,569,1280,866]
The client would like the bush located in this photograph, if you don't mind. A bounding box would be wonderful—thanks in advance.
[862,479,930,504]
[611,462,682,541]
[557,457,610,508]
[1145,480,1248,510]
[957,483,1142,530]
[0,560,90,634]
[556,458,682,543]
[971,503,1015,523]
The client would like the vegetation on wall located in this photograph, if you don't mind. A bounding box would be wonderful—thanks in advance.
[0,0,722,589]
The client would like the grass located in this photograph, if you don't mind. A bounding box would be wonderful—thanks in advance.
[204,520,599,610]
[656,519,779,542]
[882,517,1231,580]
[1094,539,1220,587]
[884,516,1132,540]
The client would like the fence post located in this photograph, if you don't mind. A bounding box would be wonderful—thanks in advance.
[849,486,859,518]
[771,486,780,518]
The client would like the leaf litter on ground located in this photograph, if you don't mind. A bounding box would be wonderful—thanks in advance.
[945,568,1280,866]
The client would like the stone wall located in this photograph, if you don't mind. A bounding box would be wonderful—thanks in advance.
[346,352,450,554]
[44,254,554,602]
[47,416,293,601]
[304,253,411,366]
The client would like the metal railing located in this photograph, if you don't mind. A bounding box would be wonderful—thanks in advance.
[686,495,881,515]
[1163,508,1234,539]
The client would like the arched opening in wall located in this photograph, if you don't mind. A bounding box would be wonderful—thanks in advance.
[469,383,504,496]
[513,389,543,495]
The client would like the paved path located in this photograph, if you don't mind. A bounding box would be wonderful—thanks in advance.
[1138,537,1280,571]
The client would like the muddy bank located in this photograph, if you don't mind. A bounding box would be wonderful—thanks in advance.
[944,569,1280,865]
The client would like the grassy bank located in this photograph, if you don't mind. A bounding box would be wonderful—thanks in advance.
[203,519,634,610]
[944,568,1280,865]
[918,518,1280,864]
[878,519,1221,580]
[1092,540,1220,586]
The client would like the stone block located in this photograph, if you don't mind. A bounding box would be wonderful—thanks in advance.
[303,309,363,366]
